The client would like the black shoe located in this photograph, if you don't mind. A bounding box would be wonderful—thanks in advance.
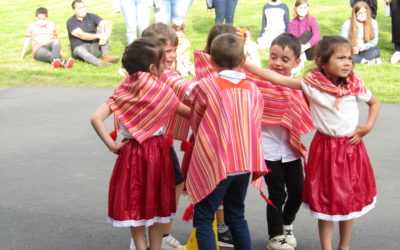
[218,230,234,248]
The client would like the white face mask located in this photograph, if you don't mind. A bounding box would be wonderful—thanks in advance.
[76,8,87,18]
[36,20,48,26]
[297,4,309,17]
[356,15,367,22]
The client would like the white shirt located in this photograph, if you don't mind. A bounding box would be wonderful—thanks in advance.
[301,81,372,137]
[262,125,299,162]
[119,120,164,139]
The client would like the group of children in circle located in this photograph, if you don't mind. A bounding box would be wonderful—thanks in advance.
[90,4,379,250]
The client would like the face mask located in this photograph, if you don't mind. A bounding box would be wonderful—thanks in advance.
[356,15,367,22]
[36,20,47,26]
[297,7,308,17]
[76,8,87,18]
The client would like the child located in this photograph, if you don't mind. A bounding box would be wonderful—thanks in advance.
[253,33,313,250]
[172,24,195,76]
[341,1,381,64]
[288,0,320,61]
[90,37,190,250]
[189,23,238,248]
[141,22,192,250]
[20,7,74,69]
[245,35,379,250]
[186,33,269,250]
[258,0,290,49]
[240,26,261,67]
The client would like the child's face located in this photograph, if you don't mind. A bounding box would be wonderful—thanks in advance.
[163,42,177,69]
[322,45,353,82]
[268,45,300,76]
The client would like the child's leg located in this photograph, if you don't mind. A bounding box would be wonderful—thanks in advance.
[193,177,232,250]
[264,160,286,239]
[223,173,251,250]
[130,226,147,250]
[338,220,353,250]
[149,223,164,250]
[282,159,304,226]
[318,219,334,250]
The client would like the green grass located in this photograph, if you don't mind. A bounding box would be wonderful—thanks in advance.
[0,0,399,102]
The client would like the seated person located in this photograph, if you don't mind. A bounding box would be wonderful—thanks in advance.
[258,0,290,49]
[20,7,74,69]
[172,24,194,76]
[67,0,119,67]
[350,0,377,18]
[341,1,381,64]
[288,0,320,61]
[240,26,261,67]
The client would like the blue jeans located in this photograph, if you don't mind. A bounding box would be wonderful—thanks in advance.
[120,0,151,44]
[213,0,238,25]
[193,173,252,250]
[353,47,380,63]
[154,0,194,25]
[33,39,61,63]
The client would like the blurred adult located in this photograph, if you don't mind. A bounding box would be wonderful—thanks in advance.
[120,0,152,44]
[154,0,194,25]
[387,0,400,64]
[213,0,239,25]
[67,0,119,67]
[341,1,381,64]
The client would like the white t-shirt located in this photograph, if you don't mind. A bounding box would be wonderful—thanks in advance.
[119,120,164,139]
[301,80,372,137]
[262,125,299,162]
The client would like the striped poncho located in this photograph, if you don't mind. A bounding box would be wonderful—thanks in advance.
[106,72,181,144]
[193,50,314,157]
[160,69,192,142]
[186,77,268,205]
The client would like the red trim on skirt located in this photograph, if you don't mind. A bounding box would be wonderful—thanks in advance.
[108,135,176,227]
[303,131,376,221]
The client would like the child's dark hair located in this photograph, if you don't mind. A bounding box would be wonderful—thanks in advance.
[141,23,179,47]
[204,24,237,54]
[315,36,353,70]
[271,33,301,58]
[36,7,48,17]
[122,37,164,75]
[210,33,244,69]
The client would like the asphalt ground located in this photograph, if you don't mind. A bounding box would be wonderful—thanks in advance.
[0,86,399,250]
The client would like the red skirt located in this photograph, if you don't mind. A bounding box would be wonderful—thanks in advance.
[303,131,376,221]
[108,135,176,227]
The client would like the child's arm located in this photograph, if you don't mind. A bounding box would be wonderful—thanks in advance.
[90,103,128,154]
[244,61,302,89]
[348,95,379,145]
[175,103,191,119]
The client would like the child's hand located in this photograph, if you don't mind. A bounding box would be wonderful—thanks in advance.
[110,140,129,154]
[348,125,370,144]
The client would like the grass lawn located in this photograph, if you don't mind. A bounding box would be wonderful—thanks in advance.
[0,0,399,102]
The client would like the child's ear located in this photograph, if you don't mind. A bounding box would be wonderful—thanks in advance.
[148,64,158,75]
[294,57,301,68]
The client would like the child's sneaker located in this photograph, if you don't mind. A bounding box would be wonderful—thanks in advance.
[266,235,294,250]
[283,224,297,248]
[375,58,382,64]
[63,58,74,69]
[390,51,400,64]
[52,59,62,69]
[218,230,234,248]
[161,234,183,250]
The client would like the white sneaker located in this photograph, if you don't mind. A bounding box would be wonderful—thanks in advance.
[283,224,297,248]
[266,235,294,250]
[360,58,368,64]
[130,236,149,250]
[390,51,400,64]
[162,235,183,250]
[375,58,382,64]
